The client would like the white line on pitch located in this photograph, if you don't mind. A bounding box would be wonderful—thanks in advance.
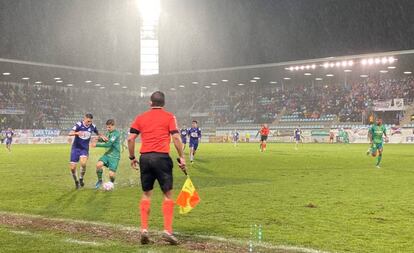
[187,234,333,253]
[8,228,103,247]
[9,230,103,246]
[9,230,39,237]
[0,211,334,253]
[64,238,103,246]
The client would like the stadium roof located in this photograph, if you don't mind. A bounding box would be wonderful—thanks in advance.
[0,58,138,90]
[1,49,413,92]
[145,49,414,92]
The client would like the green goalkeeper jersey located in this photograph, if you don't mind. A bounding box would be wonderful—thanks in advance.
[96,129,121,159]
[370,124,386,144]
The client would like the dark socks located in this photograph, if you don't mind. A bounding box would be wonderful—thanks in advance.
[97,169,103,181]
[376,154,382,166]
[71,170,78,182]
[80,166,86,179]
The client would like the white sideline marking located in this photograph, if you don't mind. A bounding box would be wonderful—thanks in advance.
[0,211,333,253]
[9,230,38,237]
[8,229,103,247]
[190,234,333,253]
[64,238,103,246]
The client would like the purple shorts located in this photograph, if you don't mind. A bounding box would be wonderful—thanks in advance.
[70,148,89,163]
[189,140,199,150]
[5,138,12,145]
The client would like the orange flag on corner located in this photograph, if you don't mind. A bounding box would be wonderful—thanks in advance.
[176,176,200,214]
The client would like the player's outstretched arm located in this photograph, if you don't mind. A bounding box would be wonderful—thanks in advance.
[383,128,389,142]
[98,133,108,142]
[95,135,115,148]
[68,130,79,136]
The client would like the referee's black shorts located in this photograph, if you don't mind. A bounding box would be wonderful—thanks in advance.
[139,152,173,193]
[261,135,268,142]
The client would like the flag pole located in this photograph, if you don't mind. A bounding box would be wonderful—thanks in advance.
[177,158,188,176]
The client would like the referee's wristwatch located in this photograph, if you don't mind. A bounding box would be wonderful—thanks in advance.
[129,155,136,161]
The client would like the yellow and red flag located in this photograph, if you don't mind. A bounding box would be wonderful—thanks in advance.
[176,176,200,214]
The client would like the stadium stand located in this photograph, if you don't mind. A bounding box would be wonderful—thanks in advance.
[0,75,413,130]
[177,76,413,127]
[0,82,143,129]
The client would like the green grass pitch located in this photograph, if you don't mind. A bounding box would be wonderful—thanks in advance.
[1,143,414,252]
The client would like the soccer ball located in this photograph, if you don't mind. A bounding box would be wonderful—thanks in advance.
[103,182,114,191]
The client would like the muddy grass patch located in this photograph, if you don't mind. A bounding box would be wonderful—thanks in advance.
[0,212,295,253]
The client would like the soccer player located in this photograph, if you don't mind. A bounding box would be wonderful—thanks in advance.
[180,126,188,151]
[128,91,186,245]
[257,124,269,152]
[367,118,388,168]
[245,132,250,143]
[366,123,374,153]
[233,130,239,147]
[294,126,302,150]
[91,119,121,189]
[4,128,14,152]
[68,113,107,189]
[188,120,201,163]
[329,130,335,143]
[343,129,350,144]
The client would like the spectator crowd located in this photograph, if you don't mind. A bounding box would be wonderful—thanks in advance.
[0,75,413,129]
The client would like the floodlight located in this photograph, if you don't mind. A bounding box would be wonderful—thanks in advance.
[137,0,161,21]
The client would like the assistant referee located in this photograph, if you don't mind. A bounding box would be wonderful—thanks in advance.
[128,91,186,245]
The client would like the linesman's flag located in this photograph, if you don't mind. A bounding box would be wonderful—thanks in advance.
[176,176,200,214]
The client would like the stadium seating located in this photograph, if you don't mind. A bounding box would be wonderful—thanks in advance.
[0,75,413,130]
[186,76,413,127]
[0,82,142,129]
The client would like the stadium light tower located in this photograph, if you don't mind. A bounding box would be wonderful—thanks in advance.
[138,0,160,20]
[137,0,161,76]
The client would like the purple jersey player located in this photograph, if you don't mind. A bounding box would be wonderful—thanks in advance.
[188,120,201,163]
[180,127,188,150]
[294,126,302,150]
[233,130,239,147]
[68,113,107,189]
[4,128,14,152]
[294,128,302,141]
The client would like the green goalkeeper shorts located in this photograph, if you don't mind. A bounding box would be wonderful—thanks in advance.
[99,155,120,172]
[371,142,384,153]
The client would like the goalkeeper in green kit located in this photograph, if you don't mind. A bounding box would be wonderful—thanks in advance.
[91,119,121,188]
[367,118,388,168]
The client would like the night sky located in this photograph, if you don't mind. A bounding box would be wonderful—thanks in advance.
[0,0,413,74]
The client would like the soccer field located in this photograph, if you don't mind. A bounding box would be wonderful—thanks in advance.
[1,143,414,253]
